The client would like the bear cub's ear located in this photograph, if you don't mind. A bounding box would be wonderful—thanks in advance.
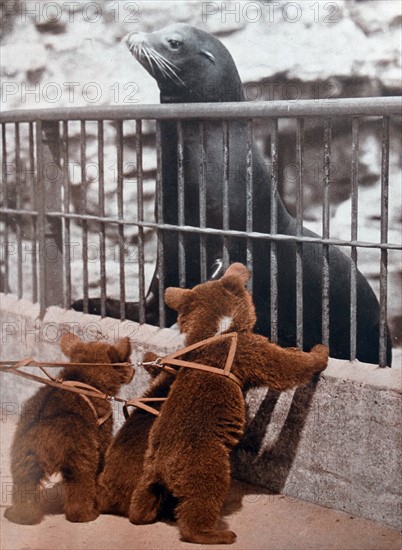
[112,337,132,362]
[223,263,250,284]
[165,287,191,311]
[221,263,250,295]
[60,332,81,357]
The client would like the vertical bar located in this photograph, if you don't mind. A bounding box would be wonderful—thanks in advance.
[29,122,38,303]
[80,121,88,313]
[199,122,207,282]
[36,121,46,317]
[136,119,145,323]
[156,121,165,327]
[177,121,186,287]
[322,118,331,347]
[222,121,230,269]
[98,121,106,317]
[350,117,359,361]
[270,118,279,343]
[36,120,64,317]
[15,123,23,299]
[296,118,304,349]
[62,121,71,310]
[116,120,126,320]
[246,120,253,293]
[1,123,9,294]
[379,116,390,367]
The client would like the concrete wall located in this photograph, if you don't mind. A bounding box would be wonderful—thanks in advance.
[1,293,401,530]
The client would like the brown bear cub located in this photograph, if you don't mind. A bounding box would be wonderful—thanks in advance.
[96,363,175,517]
[129,263,328,545]
[4,333,133,525]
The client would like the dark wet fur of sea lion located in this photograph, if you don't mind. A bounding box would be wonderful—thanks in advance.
[72,24,392,366]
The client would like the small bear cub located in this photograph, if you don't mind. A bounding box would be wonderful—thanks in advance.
[96,361,175,517]
[4,333,133,525]
[128,263,328,545]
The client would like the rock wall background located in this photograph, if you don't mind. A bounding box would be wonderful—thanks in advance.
[1,0,401,350]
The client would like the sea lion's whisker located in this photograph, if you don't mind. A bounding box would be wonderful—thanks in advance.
[142,46,171,80]
[153,55,180,79]
[149,49,182,74]
[147,48,173,79]
[149,48,186,86]
[143,47,157,77]
[150,49,182,71]
[148,51,169,79]
[153,56,176,81]
[152,56,171,81]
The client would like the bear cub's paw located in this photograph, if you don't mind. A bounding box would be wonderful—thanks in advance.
[4,505,43,525]
[310,344,329,372]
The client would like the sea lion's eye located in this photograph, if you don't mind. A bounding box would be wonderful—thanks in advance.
[168,39,182,49]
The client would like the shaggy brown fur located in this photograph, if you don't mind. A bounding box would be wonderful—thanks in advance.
[129,263,328,544]
[96,362,175,516]
[4,333,133,525]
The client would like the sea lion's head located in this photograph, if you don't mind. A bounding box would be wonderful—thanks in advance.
[123,24,244,103]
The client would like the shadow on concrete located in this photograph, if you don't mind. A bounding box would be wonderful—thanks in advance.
[233,378,319,493]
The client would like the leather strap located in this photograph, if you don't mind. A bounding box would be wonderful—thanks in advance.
[158,332,242,387]
[0,360,131,368]
[61,380,112,426]
[0,358,119,426]
[123,397,167,419]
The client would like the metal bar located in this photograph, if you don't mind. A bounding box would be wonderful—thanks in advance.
[246,120,253,293]
[199,122,207,282]
[156,121,165,327]
[35,121,64,317]
[379,116,390,367]
[350,117,359,361]
[136,119,145,324]
[62,121,71,310]
[1,123,9,294]
[80,121,88,313]
[4,205,396,251]
[270,118,279,343]
[116,120,126,320]
[222,121,230,269]
[29,122,38,303]
[322,118,331,347]
[2,207,400,250]
[15,123,23,299]
[296,118,304,348]
[1,97,400,123]
[35,120,46,317]
[177,121,186,287]
[98,120,106,317]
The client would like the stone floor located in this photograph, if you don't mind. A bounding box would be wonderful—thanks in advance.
[1,419,401,550]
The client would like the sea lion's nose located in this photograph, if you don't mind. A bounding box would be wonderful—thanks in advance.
[122,31,146,49]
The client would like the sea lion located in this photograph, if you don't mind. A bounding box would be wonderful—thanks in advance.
[73,24,392,366]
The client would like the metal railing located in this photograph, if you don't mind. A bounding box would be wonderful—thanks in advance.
[1,97,401,366]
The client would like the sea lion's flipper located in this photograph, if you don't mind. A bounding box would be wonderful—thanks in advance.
[71,275,175,326]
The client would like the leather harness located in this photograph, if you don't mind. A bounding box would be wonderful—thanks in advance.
[123,332,241,418]
[0,332,241,421]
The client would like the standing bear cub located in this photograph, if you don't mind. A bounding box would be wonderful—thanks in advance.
[129,263,328,544]
[4,333,134,525]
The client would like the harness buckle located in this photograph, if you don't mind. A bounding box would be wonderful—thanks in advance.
[138,357,163,368]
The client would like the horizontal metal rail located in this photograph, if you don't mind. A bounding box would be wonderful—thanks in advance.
[0,97,400,123]
[2,208,400,250]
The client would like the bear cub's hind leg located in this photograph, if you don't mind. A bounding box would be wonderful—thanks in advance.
[129,478,162,525]
[175,472,236,545]
[4,456,43,525]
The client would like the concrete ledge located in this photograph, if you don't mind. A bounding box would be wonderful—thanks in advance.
[0,294,401,530]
